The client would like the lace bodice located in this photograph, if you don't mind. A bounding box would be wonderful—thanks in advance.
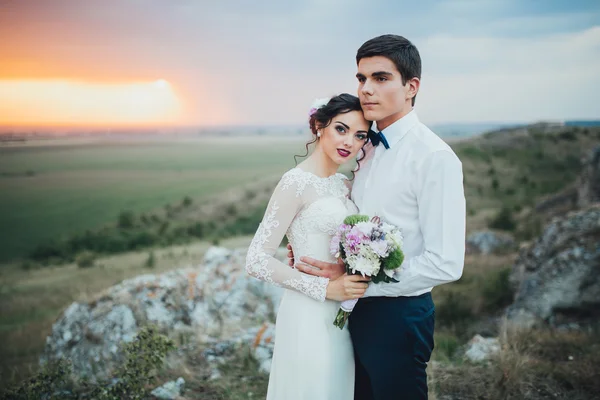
[245,167,358,302]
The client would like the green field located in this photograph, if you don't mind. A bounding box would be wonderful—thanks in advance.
[0,136,307,262]
[2,125,599,395]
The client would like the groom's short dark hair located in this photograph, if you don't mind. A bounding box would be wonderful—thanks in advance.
[356,35,422,106]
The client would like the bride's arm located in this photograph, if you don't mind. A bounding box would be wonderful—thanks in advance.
[245,175,329,302]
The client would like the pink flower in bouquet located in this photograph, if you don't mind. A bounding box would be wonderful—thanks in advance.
[344,229,364,254]
[330,214,406,329]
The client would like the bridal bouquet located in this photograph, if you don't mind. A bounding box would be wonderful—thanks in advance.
[330,214,405,329]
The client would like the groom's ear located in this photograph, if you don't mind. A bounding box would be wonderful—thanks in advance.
[406,77,420,102]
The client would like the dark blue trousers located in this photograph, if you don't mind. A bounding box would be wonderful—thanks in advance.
[349,293,435,400]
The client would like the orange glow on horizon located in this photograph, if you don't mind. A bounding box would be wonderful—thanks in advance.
[0,79,184,127]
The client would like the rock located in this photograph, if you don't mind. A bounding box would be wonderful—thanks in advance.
[577,145,600,208]
[41,246,284,381]
[201,322,276,379]
[151,377,185,399]
[204,246,233,268]
[466,230,515,255]
[464,334,500,362]
[507,206,600,327]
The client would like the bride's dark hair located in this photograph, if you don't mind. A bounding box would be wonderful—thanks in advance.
[294,93,368,179]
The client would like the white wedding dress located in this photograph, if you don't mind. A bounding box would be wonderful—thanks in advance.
[245,167,358,400]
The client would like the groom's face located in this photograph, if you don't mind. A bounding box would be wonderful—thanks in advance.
[356,56,412,129]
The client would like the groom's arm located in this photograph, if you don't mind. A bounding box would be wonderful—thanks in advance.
[365,149,466,297]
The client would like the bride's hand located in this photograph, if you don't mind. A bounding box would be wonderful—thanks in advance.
[325,274,370,302]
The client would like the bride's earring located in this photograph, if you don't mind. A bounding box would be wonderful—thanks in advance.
[317,131,321,138]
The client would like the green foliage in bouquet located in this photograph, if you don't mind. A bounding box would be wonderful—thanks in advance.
[338,242,347,262]
[371,248,404,284]
[383,248,404,271]
[343,214,370,225]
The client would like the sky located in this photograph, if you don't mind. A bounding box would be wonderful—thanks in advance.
[0,0,599,127]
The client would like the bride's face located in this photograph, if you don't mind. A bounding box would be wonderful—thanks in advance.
[318,110,369,165]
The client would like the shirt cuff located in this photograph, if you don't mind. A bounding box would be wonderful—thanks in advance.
[363,282,379,298]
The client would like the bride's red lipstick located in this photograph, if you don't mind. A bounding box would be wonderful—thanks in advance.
[337,149,350,157]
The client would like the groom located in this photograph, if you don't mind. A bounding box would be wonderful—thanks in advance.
[292,35,466,399]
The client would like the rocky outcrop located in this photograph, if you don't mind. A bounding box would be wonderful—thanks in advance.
[507,206,600,328]
[464,334,500,362]
[577,145,600,208]
[201,322,276,380]
[466,230,515,255]
[151,377,185,399]
[40,247,283,381]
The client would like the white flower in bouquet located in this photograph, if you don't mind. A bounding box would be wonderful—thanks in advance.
[347,246,381,277]
[355,221,378,237]
[369,240,389,258]
[330,214,406,329]
[382,222,403,248]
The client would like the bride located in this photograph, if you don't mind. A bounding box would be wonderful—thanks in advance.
[245,93,371,399]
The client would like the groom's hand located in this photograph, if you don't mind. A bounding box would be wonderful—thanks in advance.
[296,256,345,280]
[286,243,294,267]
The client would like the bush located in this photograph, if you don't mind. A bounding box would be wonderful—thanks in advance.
[128,231,158,249]
[89,326,175,400]
[481,268,514,312]
[30,241,69,263]
[187,222,205,238]
[117,211,136,229]
[489,207,516,231]
[0,359,72,400]
[20,260,38,270]
[559,130,577,141]
[435,291,475,329]
[158,221,170,235]
[76,251,96,268]
[491,178,499,191]
[182,196,193,207]
[433,332,460,362]
[145,252,156,269]
[225,204,237,217]
[2,327,176,400]
[518,175,529,185]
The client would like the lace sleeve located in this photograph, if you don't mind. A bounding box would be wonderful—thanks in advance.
[245,173,329,302]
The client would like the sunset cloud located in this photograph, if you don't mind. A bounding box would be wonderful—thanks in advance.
[0,0,598,126]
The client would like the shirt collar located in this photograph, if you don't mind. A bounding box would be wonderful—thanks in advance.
[373,109,419,149]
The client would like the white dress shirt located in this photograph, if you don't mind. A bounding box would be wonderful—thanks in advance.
[352,110,466,297]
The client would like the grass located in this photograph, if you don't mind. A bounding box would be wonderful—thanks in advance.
[0,137,306,262]
[1,124,599,394]
[3,126,597,262]
[172,344,270,400]
[0,235,253,387]
[431,323,600,399]
[431,253,517,340]
[453,125,600,232]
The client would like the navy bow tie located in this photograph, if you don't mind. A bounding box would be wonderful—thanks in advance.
[368,129,390,149]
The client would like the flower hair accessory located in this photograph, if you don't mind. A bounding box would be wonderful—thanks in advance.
[308,97,330,117]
